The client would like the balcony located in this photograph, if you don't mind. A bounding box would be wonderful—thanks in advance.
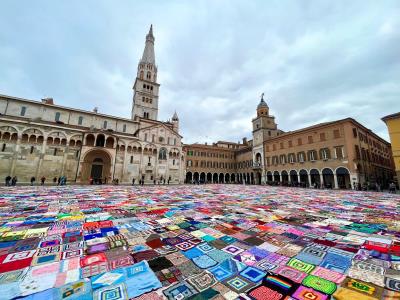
[252,162,262,170]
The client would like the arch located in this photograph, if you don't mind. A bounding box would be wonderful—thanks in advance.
[219,173,224,183]
[213,173,218,183]
[21,134,29,143]
[80,149,112,184]
[250,172,255,184]
[96,134,105,147]
[281,170,289,184]
[273,171,280,182]
[207,172,212,183]
[336,167,350,189]
[230,173,235,183]
[255,172,262,185]
[200,172,206,183]
[193,172,199,182]
[69,139,76,147]
[267,171,273,182]
[255,153,262,165]
[322,168,334,189]
[105,136,115,148]
[86,134,95,146]
[289,170,298,185]
[299,169,308,187]
[309,168,320,187]
[186,172,193,183]
[225,173,230,183]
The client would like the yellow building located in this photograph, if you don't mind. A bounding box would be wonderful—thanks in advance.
[382,112,400,184]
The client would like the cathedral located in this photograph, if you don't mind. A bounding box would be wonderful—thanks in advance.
[0,26,185,184]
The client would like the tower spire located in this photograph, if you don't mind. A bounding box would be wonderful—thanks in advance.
[141,24,155,64]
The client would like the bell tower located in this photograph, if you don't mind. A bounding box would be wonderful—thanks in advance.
[252,93,279,146]
[131,25,160,120]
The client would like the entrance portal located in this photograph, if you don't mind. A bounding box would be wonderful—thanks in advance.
[80,149,112,184]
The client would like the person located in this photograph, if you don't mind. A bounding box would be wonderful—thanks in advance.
[389,182,396,194]
[5,175,11,186]
[132,178,135,185]
[41,176,46,186]
[57,177,61,186]
[53,177,57,184]
[153,179,156,185]
[11,176,17,186]
[375,182,381,192]
[168,179,170,185]
[89,177,94,185]
[104,177,107,184]
[141,178,144,186]
[30,177,36,186]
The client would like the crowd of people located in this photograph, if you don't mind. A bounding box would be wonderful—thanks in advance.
[4,175,67,186]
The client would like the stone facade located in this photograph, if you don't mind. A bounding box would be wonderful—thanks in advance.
[0,26,185,185]
[184,97,395,189]
[382,112,400,185]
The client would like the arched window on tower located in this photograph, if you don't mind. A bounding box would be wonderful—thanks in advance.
[140,71,144,79]
[147,72,151,80]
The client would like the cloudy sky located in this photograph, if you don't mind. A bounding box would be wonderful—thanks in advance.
[0,1,399,144]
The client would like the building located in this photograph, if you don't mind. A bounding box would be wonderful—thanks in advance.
[184,96,395,188]
[0,25,185,184]
[382,112,400,184]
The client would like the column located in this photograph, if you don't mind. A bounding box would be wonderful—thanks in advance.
[333,174,338,189]
[320,174,324,187]
[35,139,47,179]
[308,173,312,187]
[10,136,21,177]
[60,146,69,176]
[120,147,127,183]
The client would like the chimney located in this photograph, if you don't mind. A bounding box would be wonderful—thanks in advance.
[41,97,54,105]
[93,107,98,113]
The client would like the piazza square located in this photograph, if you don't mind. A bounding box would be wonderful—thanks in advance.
[1,184,400,299]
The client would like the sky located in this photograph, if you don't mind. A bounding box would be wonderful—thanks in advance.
[0,1,399,144]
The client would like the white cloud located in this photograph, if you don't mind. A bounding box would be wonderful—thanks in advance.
[0,0,399,144]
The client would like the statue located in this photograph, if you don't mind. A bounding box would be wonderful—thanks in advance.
[260,92,264,101]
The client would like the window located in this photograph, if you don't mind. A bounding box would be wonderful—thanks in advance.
[53,148,58,156]
[288,140,292,147]
[333,129,340,139]
[280,142,284,149]
[320,148,330,160]
[355,145,361,159]
[320,132,326,141]
[167,137,170,145]
[289,153,295,163]
[159,148,167,160]
[144,133,148,141]
[2,144,6,152]
[152,135,155,142]
[335,146,344,159]
[280,154,286,164]
[20,106,26,116]
[308,136,313,144]
[130,156,133,164]
[55,112,61,122]
[103,121,107,129]
[297,138,302,146]
[76,150,79,158]
[78,116,83,125]
[174,138,176,145]
[30,146,34,154]
[173,159,175,165]
[123,124,127,133]
[308,150,317,161]
[298,152,305,163]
